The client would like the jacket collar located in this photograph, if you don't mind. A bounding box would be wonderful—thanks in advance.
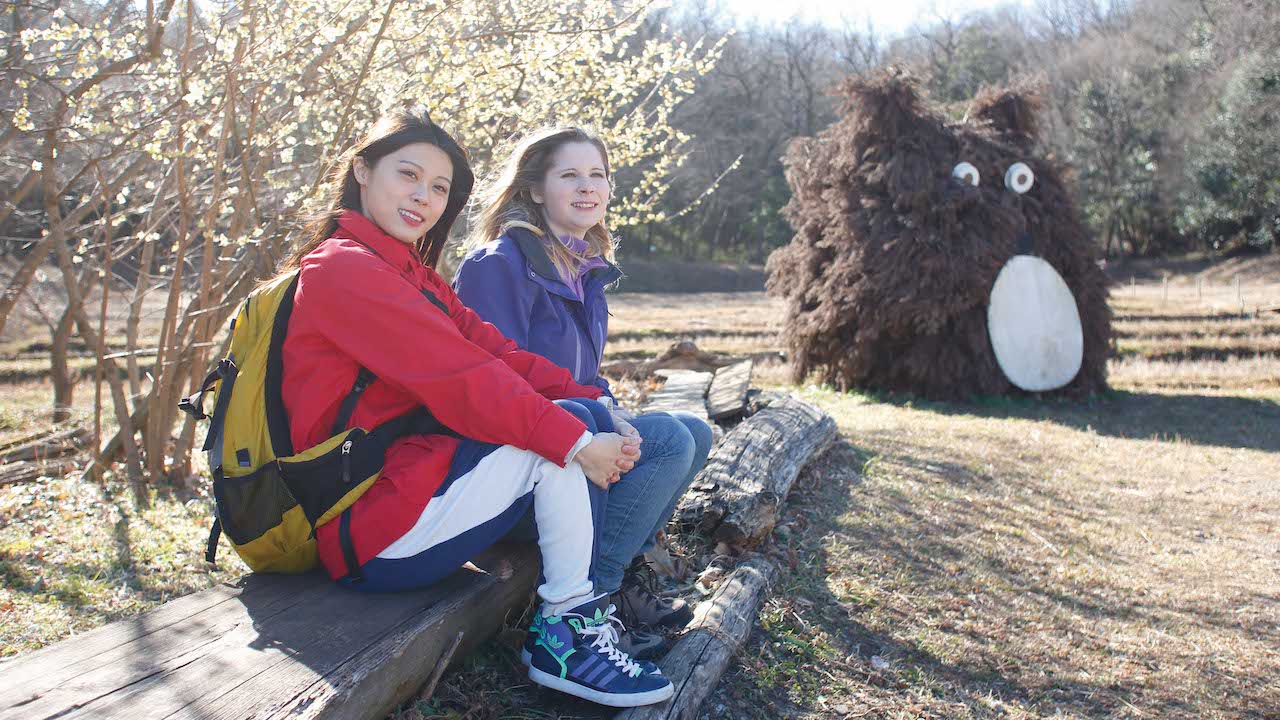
[336,210,422,273]
[507,225,622,290]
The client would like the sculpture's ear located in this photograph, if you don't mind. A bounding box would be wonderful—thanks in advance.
[965,83,1044,140]
[842,68,929,143]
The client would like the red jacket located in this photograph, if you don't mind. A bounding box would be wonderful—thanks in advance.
[282,211,603,579]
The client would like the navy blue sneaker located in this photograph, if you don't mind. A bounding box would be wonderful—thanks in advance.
[525,595,673,707]
[522,627,666,667]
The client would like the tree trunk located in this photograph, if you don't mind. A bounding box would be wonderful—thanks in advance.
[50,305,76,424]
[0,233,55,339]
[45,175,148,504]
[145,2,197,481]
[127,229,157,401]
[2,150,149,339]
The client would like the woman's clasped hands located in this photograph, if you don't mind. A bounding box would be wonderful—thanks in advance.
[576,432,642,489]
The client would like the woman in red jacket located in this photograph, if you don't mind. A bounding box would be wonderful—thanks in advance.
[277,109,672,707]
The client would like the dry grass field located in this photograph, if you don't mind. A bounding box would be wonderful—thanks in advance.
[1,256,1278,719]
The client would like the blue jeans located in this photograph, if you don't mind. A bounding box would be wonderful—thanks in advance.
[554,398,713,594]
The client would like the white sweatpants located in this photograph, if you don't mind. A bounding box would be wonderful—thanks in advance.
[377,442,599,614]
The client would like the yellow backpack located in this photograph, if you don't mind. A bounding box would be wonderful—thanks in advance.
[180,270,442,577]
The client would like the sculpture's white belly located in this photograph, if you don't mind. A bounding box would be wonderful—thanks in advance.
[987,255,1084,392]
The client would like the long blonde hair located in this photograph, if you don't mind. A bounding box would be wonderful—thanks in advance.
[466,126,617,278]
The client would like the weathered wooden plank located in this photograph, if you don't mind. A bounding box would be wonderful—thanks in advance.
[615,555,778,720]
[705,360,753,421]
[257,554,530,720]
[0,573,320,711]
[676,395,836,548]
[0,545,539,720]
[641,369,712,420]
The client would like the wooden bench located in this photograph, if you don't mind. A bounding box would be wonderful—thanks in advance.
[0,545,538,720]
[1,357,836,720]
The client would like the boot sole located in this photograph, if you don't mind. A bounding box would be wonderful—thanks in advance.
[527,665,674,707]
[657,606,694,628]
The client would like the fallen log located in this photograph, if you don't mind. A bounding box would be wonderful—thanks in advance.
[676,395,836,548]
[706,360,752,421]
[0,543,538,720]
[615,554,779,720]
[642,369,712,420]
[601,341,730,380]
[0,427,64,456]
[0,458,81,486]
[0,426,89,464]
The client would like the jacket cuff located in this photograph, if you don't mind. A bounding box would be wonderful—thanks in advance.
[563,431,593,465]
[529,404,590,466]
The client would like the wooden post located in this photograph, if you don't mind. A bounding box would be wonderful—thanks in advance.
[1162,275,1168,304]
[1130,276,1136,298]
[1197,276,1203,303]
[1235,274,1243,314]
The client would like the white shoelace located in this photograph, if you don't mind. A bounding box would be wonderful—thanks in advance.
[569,604,643,677]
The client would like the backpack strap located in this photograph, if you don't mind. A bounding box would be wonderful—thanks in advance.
[338,507,363,584]
[327,408,451,584]
[179,357,236,420]
[204,518,222,565]
[330,367,376,436]
[199,358,239,455]
[419,288,449,316]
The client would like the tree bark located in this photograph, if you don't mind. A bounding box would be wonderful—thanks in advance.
[44,169,147,500]
[615,555,779,720]
[50,305,76,424]
[0,233,57,340]
[677,395,836,548]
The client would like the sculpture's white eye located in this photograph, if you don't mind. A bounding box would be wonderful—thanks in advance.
[952,162,980,187]
[1005,162,1035,194]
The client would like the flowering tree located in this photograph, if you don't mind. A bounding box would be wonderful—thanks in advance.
[0,0,720,499]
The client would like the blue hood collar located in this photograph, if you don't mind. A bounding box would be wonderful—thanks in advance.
[506,225,623,289]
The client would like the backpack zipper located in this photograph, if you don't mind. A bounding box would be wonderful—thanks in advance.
[341,439,354,484]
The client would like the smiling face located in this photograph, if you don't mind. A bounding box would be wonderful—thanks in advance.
[531,141,611,239]
[354,142,454,247]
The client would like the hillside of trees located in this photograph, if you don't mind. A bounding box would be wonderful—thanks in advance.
[628,0,1279,263]
[0,0,1274,483]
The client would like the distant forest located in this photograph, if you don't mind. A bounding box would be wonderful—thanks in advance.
[624,0,1279,263]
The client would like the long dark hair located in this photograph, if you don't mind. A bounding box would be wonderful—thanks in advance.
[284,109,474,270]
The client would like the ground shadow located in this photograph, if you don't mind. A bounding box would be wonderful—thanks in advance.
[717,439,1279,720]
[872,388,1280,453]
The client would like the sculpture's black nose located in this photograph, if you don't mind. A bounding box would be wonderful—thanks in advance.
[1016,230,1034,255]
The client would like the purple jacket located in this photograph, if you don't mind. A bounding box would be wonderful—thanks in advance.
[453,227,622,399]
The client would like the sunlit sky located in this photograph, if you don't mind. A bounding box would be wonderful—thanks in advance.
[719,0,1038,35]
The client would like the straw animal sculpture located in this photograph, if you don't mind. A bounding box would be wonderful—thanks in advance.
[767,71,1111,399]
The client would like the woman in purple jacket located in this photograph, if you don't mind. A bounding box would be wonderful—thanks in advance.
[455,127,712,655]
